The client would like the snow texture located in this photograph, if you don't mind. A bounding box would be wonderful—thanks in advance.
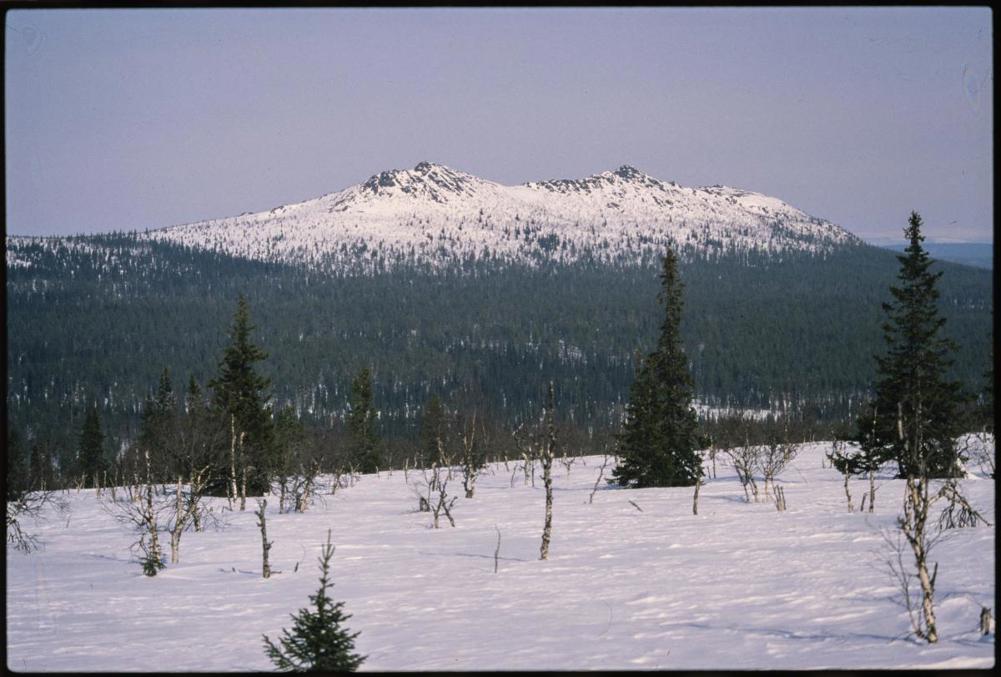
[6,439,994,671]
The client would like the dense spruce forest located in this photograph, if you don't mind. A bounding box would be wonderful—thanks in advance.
[5,232,992,470]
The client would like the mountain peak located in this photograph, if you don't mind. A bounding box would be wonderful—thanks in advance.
[525,165,656,194]
[612,165,644,180]
[413,160,444,173]
[360,162,475,203]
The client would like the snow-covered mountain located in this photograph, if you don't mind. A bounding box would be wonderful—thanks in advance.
[138,162,861,270]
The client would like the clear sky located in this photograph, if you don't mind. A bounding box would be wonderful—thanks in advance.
[4,7,993,242]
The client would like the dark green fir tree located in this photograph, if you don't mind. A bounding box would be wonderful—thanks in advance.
[347,368,381,473]
[138,367,177,480]
[29,440,55,492]
[612,249,702,487]
[208,295,276,495]
[980,330,993,434]
[418,394,447,467]
[6,424,29,500]
[175,374,227,500]
[856,211,966,478]
[263,530,365,672]
[77,405,107,488]
[183,374,208,434]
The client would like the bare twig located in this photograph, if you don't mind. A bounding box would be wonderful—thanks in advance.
[494,525,501,574]
[588,454,610,505]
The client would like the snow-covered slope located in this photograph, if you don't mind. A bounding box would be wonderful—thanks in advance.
[6,440,995,670]
[137,162,861,271]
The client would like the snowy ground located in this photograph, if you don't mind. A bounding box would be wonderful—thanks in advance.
[6,439,995,671]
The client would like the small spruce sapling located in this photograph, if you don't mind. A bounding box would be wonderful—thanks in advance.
[263,529,365,672]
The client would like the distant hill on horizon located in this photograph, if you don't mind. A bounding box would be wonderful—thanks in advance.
[878,242,992,270]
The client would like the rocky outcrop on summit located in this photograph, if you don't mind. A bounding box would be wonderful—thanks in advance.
[139,162,861,271]
[358,162,479,203]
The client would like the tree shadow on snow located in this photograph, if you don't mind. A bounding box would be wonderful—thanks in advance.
[417,550,528,563]
[665,619,924,647]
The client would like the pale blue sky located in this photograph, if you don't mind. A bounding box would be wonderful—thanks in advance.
[5,7,993,242]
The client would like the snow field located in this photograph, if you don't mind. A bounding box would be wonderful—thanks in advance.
[6,441,995,671]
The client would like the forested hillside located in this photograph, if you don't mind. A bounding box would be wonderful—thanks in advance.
[6,233,991,459]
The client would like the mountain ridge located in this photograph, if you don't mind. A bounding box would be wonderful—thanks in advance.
[110,162,863,271]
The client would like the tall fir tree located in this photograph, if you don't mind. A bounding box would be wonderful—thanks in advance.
[980,330,993,433]
[208,295,276,495]
[185,374,207,423]
[418,394,447,467]
[347,368,381,473]
[29,440,54,491]
[855,211,966,478]
[77,405,107,487]
[262,529,365,672]
[6,424,30,500]
[183,374,221,459]
[138,367,177,480]
[612,249,702,487]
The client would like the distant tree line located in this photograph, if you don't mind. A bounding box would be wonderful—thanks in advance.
[4,230,992,490]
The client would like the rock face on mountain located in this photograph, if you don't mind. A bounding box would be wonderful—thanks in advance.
[139,162,861,270]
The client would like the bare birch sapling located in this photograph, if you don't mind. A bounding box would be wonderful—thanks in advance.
[458,411,482,499]
[168,476,186,564]
[539,383,556,560]
[141,449,164,575]
[692,475,702,515]
[588,453,610,504]
[229,415,239,509]
[256,499,273,579]
[774,485,787,512]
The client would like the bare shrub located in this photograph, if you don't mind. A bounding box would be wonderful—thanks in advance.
[827,440,855,513]
[412,459,457,528]
[936,478,991,530]
[106,479,164,576]
[723,444,760,503]
[960,433,995,479]
[886,464,989,643]
[457,411,487,499]
[773,485,787,512]
[6,490,64,553]
[756,439,798,498]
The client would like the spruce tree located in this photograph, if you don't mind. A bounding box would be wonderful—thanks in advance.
[612,249,702,487]
[347,368,381,473]
[77,405,107,488]
[980,334,993,434]
[184,375,208,436]
[262,530,365,672]
[185,375,202,412]
[6,425,29,500]
[138,367,177,480]
[29,440,54,491]
[855,212,966,478]
[418,394,447,467]
[183,374,222,453]
[208,295,275,495]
